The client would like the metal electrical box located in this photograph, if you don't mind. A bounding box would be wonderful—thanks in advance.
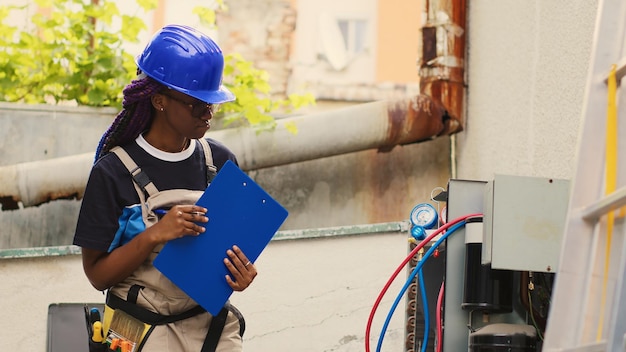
[482,175,570,273]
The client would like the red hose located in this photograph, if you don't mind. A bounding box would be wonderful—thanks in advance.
[365,213,481,352]
[436,282,444,352]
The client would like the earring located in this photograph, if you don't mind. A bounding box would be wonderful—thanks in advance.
[160,107,164,111]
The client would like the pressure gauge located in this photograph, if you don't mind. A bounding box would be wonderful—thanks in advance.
[410,203,438,230]
[440,206,447,225]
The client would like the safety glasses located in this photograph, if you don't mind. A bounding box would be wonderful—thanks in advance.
[160,91,219,119]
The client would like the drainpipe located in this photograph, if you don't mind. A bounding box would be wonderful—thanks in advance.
[421,0,468,179]
[420,0,467,136]
[0,154,93,210]
[0,95,449,209]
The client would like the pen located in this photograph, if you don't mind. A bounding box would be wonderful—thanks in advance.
[154,209,206,217]
[154,209,168,217]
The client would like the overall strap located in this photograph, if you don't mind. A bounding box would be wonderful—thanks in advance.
[197,138,218,184]
[106,289,206,326]
[201,303,246,351]
[201,306,228,352]
[111,146,160,197]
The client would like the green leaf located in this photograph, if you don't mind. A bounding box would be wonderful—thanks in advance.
[136,0,158,11]
[120,15,146,42]
[192,6,217,28]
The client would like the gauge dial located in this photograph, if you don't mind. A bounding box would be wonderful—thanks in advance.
[410,203,438,229]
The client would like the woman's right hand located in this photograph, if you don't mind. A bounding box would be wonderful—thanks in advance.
[82,205,210,290]
[151,205,209,244]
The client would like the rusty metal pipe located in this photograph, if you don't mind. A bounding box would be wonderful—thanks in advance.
[419,0,467,135]
[0,153,93,209]
[0,95,448,208]
[211,95,448,169]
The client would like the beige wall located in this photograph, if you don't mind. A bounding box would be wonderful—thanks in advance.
[1,234,409,351]
[375,0,422,84]
[457,0,598,181]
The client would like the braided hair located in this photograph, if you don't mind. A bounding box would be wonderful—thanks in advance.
[94,73,164,162]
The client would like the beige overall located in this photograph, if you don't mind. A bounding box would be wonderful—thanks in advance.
[103,139,244,352]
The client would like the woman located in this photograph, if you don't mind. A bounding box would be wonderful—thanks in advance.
[74,24,255,351]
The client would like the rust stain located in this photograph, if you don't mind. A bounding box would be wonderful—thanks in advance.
[0,196,19,210]
[0,191,79,210]
[380,95,448,152]
[419,0,467,135]
[363,129,451,223]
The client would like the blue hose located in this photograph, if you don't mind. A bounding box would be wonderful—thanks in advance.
[375,221,466,352]
[418,267,429,352]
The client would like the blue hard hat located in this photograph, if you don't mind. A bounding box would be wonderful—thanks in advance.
[136,24,235,104]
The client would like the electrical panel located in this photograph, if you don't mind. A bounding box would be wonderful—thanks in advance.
[482,175,570,273]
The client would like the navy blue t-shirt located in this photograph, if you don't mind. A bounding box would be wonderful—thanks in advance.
[73,136,238,252]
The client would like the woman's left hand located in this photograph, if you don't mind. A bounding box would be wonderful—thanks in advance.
[224,245,257,291]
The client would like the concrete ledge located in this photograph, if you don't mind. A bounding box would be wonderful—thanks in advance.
[0,221,410,259]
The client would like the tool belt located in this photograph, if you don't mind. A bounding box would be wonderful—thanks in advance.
[91,285,244,352]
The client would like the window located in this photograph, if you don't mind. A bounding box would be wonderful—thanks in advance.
[319,14,369,70]
[337,18,368,56]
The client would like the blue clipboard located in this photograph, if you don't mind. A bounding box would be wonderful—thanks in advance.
[153,160,288,315]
